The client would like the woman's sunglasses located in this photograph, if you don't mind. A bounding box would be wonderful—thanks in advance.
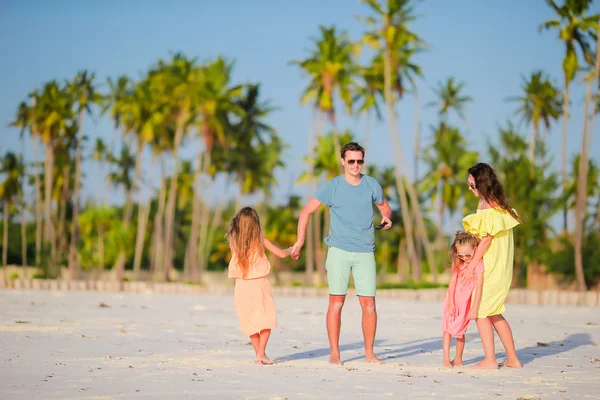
[468,182,476,190]
[346,159,365,165]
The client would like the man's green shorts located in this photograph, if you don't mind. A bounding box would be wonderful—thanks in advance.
[325,246,376,297]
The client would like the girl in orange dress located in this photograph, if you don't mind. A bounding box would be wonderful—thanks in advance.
[441,231,484,368]
[226,207,291,365]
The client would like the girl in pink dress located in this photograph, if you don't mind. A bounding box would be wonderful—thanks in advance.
[226,207,291,365]
[441,231,485,368]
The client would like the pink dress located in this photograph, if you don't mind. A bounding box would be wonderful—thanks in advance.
[228,251,277,336]
[441,260,484,338]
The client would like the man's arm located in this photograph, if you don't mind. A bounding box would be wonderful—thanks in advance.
[375,197,392,229]
[291,197,322,260]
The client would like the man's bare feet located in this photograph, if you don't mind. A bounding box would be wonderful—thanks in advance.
[329,356,343,366]
[469,359,499,370]
[256,355,273,365]
[365,356,385,364]
[502,359,522,368]
[450,359,463,367]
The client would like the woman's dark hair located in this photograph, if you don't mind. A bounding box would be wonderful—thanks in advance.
[468,163,521,222]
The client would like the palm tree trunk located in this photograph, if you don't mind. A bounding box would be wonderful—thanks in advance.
[20,205,27,277]
[2,204,8,268]
[528,123,539,163]
[304,109,317,286]
[189,151,210,282]
[364,110,372,155]
[397,238,406,281]
[573,33,600,291]
[57,166,69,261]
[561,82,570,233]
[132,158,155,280]
[202,199,226,275]
[163,124,185,281]
[32,138,42,266]
[114,142,145,281]
[133,202,150,280]
[197,196,210,276]
[151,163,167,278]
[383,40,420,278]
[43,142,55,263]
[413,86,420,183]
[67,110,84,278]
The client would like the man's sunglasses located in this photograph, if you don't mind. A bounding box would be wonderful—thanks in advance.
[346,159,364,165]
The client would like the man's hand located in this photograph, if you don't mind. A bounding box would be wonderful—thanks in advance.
[380,216,392,230]
[290,240,304,260]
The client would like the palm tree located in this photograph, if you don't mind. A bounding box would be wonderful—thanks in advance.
[427,77,473,126]
[154,53,199,281]
[187,57,242,281]
[34,81,75,262]
[67,71,101,278]
[420,124,478,275]
[292,25,358,156]
[10,101,35,272]
[107,145,135,281]
[489,123,561,287]
[574,26,600,291]
[354,65,384,153]
[359,0,433,280]
[540,0,598,232]
[507,71,563,162]
[0,152,23,280]
[292,26,359,283]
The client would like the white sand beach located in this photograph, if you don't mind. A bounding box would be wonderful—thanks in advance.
[1,290,599,399]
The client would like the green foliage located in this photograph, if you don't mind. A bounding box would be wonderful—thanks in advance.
[377,279,447,290]
[545,232,600,288]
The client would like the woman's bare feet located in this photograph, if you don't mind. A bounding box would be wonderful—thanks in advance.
[256,355,273,365]
[329,356,343,366]
[470,359,499,370]
[442,359,452,368]
[502,358,522,368]
[450,359,463,367]
[365,356,385,364]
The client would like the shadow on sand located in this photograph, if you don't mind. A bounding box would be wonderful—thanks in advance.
[463,332,593,367]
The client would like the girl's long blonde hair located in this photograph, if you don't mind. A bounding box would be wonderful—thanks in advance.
[449,231,480,273]
[226,207,264,278]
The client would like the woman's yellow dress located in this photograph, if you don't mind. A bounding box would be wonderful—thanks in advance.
[462,208,520,318]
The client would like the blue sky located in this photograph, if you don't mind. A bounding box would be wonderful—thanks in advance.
[1,0,599,220]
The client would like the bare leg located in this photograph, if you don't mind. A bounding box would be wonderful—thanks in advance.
[326,295,346,365]
[442,332,452,367]
[250,333,260,356]
[250,333,263,364]
[452,336,465,366]
[490,314,521,368]
[359,296,383,364]
[256,329,273,365]
[472,317,498,369]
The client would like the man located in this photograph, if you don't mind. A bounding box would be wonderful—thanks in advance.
[291,142,392,365]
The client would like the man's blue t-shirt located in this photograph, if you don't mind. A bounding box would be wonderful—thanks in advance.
[315,174,384,253]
